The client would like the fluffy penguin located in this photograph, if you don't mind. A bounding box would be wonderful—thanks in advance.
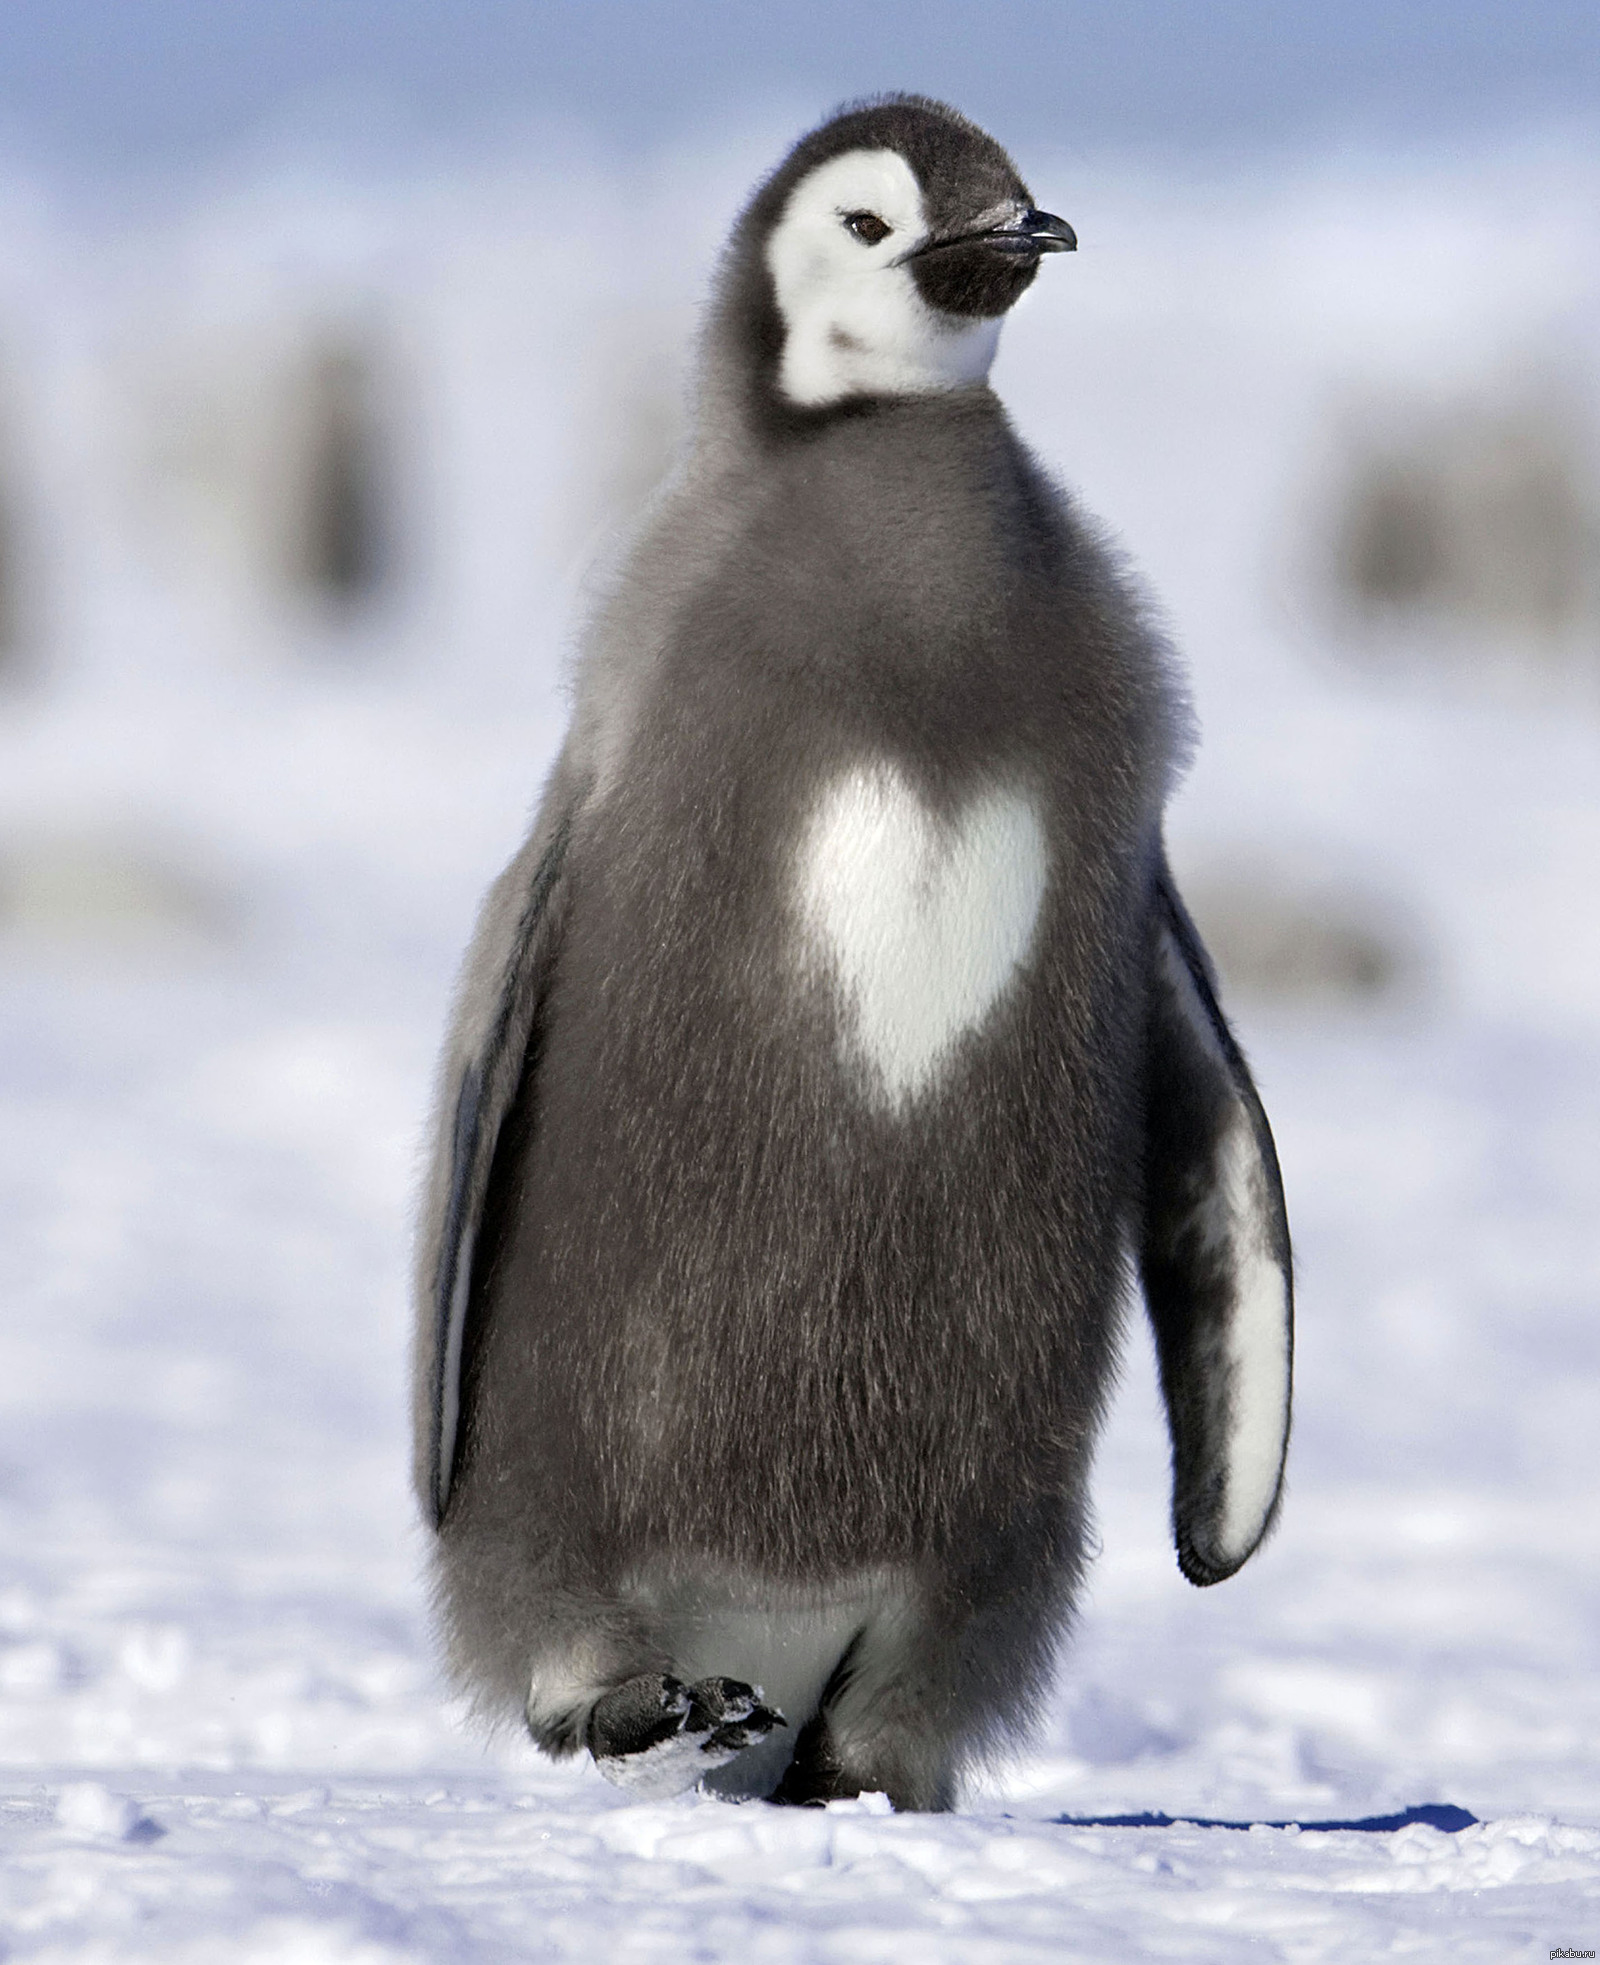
[413,95,1292,1811]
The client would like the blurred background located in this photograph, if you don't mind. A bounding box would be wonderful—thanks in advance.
[0,0,1597,1860]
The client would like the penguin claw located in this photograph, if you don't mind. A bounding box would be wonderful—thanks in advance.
[588,1673,787,1798]
[685,1677,787,1774]
[682,1675,784,1737]
[702,1707,786,1757]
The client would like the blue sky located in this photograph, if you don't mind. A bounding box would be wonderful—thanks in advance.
[0,0,1596,175]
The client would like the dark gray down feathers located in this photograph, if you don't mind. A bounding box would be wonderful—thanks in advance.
[411,94,1291,1755]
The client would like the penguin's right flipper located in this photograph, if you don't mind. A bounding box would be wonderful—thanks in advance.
[1139,864,1293,1587]
[413,800,575,1529]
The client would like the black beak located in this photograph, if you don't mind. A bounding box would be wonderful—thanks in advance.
[1015,209,1077,253]
[906,208,1077,263]
[904,204,1077,319]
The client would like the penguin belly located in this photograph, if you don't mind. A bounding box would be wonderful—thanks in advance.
[562,762,1066,1791]
[464,736,1129,1580]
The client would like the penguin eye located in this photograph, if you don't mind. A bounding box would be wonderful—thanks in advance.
[842,210,892,247]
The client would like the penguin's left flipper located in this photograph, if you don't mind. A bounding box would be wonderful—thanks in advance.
[414,798,575,1529]
[1140,863,1293,1586]
[588,1675,788,1799]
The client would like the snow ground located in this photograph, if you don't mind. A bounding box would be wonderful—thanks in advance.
[1,132,1599,1959]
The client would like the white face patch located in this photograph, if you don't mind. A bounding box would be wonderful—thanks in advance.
[795,762,1048,1109]
[766,149,1004,408]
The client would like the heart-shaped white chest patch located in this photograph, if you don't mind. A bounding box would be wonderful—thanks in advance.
[794,763,1049,1108]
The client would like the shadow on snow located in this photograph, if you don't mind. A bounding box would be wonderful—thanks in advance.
[1052,1804,1477,1835]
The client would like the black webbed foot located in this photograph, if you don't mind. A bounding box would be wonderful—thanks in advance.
[768,1712,862,1806]
[587,1673,786,1798]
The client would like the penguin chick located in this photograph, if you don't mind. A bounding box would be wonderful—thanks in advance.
[413,95,1292,1812]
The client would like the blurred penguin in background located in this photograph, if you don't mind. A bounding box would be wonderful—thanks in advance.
[414,95,1293,1810]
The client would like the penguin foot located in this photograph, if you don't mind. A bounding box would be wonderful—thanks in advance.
[768,1712,860,1806]
[587,1673,787,1799]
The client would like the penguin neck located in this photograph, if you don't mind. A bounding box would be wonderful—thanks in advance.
[688,375,1044,665]
[690,335,1014,477]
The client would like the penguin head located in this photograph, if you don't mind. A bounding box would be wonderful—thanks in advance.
[716,97,1075,423]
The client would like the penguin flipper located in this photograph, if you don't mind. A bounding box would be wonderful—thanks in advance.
[413,800,574,1529]
[1139,864,1293,1586]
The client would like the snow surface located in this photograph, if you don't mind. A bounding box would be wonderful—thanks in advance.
[1,131,1599,1960]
